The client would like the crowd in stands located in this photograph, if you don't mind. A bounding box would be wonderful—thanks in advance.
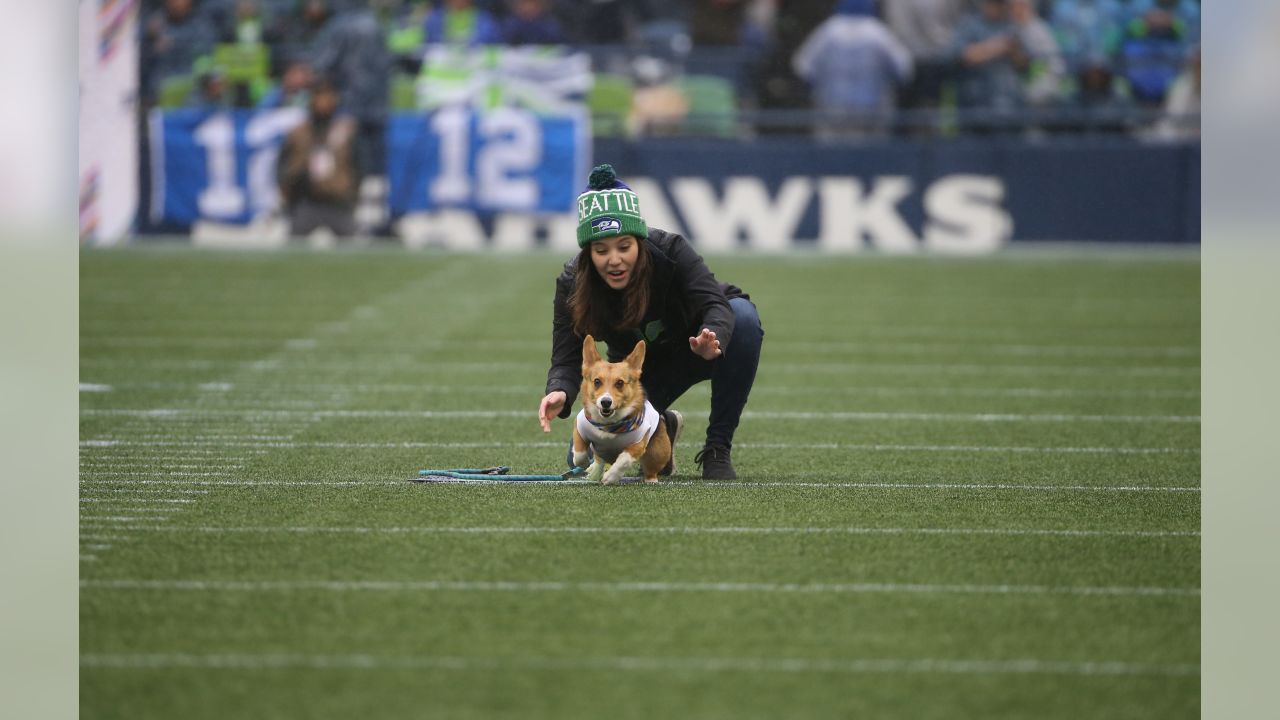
[140,0,1200,141]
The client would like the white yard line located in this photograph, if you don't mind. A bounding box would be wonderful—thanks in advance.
[80,578,1200,598]
[76,381,1202,399]
[80,438,1200,456]
[79,488,210,495]
[77,337,1200,357]
[78,652,1199,677]
[79,408,1201,424]
[79,471,235,478]
[79,498,196,504]
[75,477,1200,492]
[79,525,1199,538]
[77,357,1199,377]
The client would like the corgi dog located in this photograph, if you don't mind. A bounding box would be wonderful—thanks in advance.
[572,335,672,485]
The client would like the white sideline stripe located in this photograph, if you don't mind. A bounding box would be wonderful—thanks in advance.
[80,463,246,470]
[80,516,172,523]
[79,438,1200,455]
[78,480,402,487]
[85,525,1199,538]
[79,383,113,392]
[83,544,113,551]
[78,652,1199,678]
[80,471,234,478]
[78,408,1200,424]
[81,381,1202,400]
[80,488,211,495]
[74,478,1200,493]
[81,578,1200,598]
[77,337,1200,357]
[80,498,196,504]
[79,357,1199,377]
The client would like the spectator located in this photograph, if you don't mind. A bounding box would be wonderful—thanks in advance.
[791,0,912,141]
[142,0,217,103]
[228,0,266,45]
[1115,0,1191,106]
[1126,0,1200,42]
[500,0,567,46]
[256,55,313,109]
[690,0,749,47]
[948,0,1028,131]
[1009,0,1067,109]
[423,0,502,46]
[882,0,965,113]
[277,78,359,238]
[265,0,334,76]
[186,60,230,110]
[1049,0,1123,73]
[311,6,391,177]
[1063,62,1137,134]
[1152,44,1199,141]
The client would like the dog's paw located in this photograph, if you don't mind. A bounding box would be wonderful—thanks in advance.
[586,461,605,484]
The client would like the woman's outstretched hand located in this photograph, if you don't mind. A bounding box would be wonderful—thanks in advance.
[689,328,722,360]
[538,391,567,433]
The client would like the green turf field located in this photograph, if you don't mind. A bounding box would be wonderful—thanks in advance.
[79,246,1200,719]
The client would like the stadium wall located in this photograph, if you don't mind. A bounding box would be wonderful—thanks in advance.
[597,137,1201,249]
[139,108,1199,250]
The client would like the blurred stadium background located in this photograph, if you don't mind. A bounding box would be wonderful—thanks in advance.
[78,1,1200,718]
[79,0,1200,249]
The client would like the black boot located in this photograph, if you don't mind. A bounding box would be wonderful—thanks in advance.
[659,410,683,477]
[694,444,736,480]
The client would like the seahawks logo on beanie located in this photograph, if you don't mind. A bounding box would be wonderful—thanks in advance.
[576,164,648,248]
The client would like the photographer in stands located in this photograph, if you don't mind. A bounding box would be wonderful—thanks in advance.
[276,77,359,238]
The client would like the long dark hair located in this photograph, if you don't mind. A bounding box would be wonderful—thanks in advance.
[568,238,653,338]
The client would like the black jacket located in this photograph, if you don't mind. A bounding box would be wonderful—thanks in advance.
[545,228,749,418]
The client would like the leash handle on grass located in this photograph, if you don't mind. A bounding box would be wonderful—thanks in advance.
[414,466,585,483]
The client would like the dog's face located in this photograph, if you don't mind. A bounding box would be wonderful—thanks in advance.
[580,335,646,423]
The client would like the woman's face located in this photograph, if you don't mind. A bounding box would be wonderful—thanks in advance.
[590,235,638,290]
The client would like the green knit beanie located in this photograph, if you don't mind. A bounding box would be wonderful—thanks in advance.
[576,164,648,248]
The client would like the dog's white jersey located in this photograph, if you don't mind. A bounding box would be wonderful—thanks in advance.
[575,400,661,463]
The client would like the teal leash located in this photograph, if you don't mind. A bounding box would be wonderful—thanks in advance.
[415,466,588,483]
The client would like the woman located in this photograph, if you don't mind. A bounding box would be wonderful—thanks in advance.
[537,165,764,480]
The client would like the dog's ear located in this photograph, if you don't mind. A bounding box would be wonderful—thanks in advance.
[624,339,646,370]
[582,335,602,368]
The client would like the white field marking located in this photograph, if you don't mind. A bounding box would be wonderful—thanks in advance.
[79,516,172,523]
[81,336,1198,358]
[77,357,1198,377]
[83,544,113,551]
[774,341,1200,359]
[103,507,185,514]
[77,478,1200,493]
[79,535,127,542]
[80,438,1199,456]
[79,471,235,478]
[80,463,245,471]
[80,555,98,562]
[73,381,1203,400]
[77,408,1200,424]
[80,383,113,392]
[79,488,210,495]
[80,578,1200,598]
[78,480,404,488]
[90,525,1199,538]
[77,652,1199,678]
[199,382,234,392]
[80,498,196,504]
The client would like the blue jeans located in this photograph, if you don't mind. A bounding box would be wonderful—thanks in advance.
[567,297,763,467]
